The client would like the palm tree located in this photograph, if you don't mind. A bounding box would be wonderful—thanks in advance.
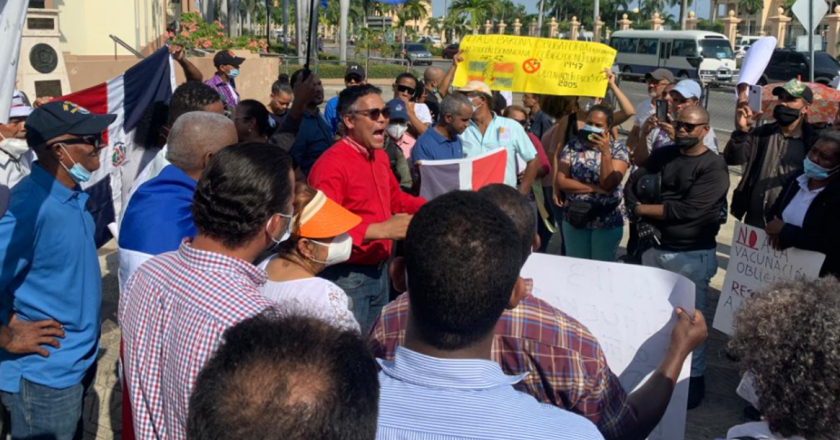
[443,12,470,40]
[426,16,443,36]
[739,0,763,35]
[450,0,493,34]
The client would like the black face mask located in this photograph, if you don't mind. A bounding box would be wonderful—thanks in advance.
[674,135,700,149]
[773,105,802,127]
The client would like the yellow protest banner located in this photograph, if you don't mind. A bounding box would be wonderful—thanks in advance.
[452,35,617,98]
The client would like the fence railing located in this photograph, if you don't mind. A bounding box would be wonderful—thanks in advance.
[109,35,144,60]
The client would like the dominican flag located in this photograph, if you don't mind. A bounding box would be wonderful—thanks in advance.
[59,47,176,248]
[419,148,507,200]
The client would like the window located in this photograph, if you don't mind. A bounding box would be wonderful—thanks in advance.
[29,0,45,8]
[813,52,840,70]
[637,39,658,55]
[671,40,698,57]
[699,39,734,59]
[618,38,638,53]
[787,52,807,68]
[769,51,789,65]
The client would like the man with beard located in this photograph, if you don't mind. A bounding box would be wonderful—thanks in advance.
[273,70,329,177]
[724,78,819,228]
[625,106,729,410]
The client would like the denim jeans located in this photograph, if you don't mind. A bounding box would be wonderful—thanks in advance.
[643,247,718,377]
[1,378,84,440]
[561,222,623,262]
[319,263,389,333]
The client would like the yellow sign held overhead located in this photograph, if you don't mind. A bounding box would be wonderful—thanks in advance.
[452,35,617,98]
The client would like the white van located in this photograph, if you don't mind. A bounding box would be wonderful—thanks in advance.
[609,30,738,82]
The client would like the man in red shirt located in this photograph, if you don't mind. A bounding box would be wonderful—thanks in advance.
[308,84,425,332]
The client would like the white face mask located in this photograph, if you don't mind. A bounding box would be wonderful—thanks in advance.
[309,233,353,266]
[0,133,29,160]
[270,212,293,247]
[386,123,408,140]
[736,371,761,410]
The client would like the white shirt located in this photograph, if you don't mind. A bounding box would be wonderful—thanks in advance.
[0,149,33,188]
[415,103,433,124]
[123,145,171,223]
[726,421,806,440]
[782,174,825,228]
[257,256,360,332]
[633,99,655,128]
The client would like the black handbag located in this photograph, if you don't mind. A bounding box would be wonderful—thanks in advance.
[566,200,594,229]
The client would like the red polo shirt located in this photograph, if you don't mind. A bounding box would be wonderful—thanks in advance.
[308,137,425,265]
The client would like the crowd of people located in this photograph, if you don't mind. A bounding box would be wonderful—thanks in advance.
[0,46,837,440]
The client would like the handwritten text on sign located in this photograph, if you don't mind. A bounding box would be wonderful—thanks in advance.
[713,221,825,335]
[522,254,695,440]
[452,35,617,97]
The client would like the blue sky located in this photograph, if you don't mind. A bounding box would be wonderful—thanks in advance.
[428,0,716,20]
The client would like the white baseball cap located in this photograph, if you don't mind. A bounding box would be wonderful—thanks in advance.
[9,90,32,119]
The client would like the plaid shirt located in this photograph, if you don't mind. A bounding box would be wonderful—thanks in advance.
[119,240,274,440]
[369,289,637,440]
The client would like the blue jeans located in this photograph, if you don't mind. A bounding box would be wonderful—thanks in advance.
[319,263,389,333]
[642,247,718,377]
[561,222,623,262]
[0,378,84,440]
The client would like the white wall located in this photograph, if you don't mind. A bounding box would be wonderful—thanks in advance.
[53,0,167,57]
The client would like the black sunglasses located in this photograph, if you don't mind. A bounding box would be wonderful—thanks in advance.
[674,121,708,132]
[48,135,102,150]
[397,84,416,95]
[352,107,390,120]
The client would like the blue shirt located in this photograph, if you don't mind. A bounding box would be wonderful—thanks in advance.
[118,165,197,290]
[324,95,340,137]
[0,163,101,392]
[460,115,537,187]
[376,347,605,440]
[287,109,335,177]
[411,126,463,162]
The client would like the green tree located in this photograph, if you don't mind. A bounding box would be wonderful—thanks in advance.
[426,16,443,36]
[450,0,493,34]
[443,12,470,40]
[401,0,430,32]
[739,0,763,34]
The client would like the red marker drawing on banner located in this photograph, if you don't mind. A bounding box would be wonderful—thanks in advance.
[522,58,541,74]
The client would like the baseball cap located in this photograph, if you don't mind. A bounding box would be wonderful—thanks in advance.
[457,81,493,100]
[9,90,32,119]
[672,79,702,100]
[213,50,246,67]
[645,68,676,84]
[294,190,361,239]
[772,78,814,104]
[345,63,366,80]
[0,185,9,219]
[24,101,116,147]
[385,99,409,121]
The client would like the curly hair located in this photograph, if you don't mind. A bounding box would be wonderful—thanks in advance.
[168,82,222,126]
[191,142,294,249]
[728,277,840,439]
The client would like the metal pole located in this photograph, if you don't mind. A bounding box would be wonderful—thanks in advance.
[305,0,318,70]
[283,0,289,52]
[296,0,305,63]
[594,0,600,34]
[809,0,815,82]
[537,0,544,36]
[266,0,271,41]
[340,0,349,62]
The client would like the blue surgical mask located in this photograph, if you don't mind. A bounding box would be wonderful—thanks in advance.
[59,145,92,183]
[271,211,293,245]
[228,68,240,79]
[803,157,838,180]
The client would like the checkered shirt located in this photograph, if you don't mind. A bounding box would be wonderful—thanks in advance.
[369,288,638,440]
[119,240,274,440]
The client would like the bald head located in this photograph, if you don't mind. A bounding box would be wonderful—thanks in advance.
[424,67,444,87]
[166,112,237,173]
[679,105,710,124]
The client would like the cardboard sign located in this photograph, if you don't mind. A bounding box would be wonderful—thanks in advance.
[521,253,695,440]
[713,221,825,335]
[452,35,617,97]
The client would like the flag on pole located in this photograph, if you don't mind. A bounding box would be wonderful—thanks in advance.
[0,0,28,124]
[418,148,507,200]
[58,47,176,247]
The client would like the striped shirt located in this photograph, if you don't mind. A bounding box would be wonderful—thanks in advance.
[119,240,274,440]
[377,347,605,440]
[370,292,636,439]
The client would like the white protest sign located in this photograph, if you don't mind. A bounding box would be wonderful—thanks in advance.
[521,254,695,440]
[713,221,825,335]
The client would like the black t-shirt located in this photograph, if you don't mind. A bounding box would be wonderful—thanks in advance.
[424,92,440,122]
[627,145,730,251]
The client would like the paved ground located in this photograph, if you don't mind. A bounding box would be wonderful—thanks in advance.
[83,168,748,439]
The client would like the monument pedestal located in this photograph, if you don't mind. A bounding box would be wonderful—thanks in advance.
[16,8,71,100]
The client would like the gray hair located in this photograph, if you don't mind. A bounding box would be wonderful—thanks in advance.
[166,112,238,172]
[440,94,471,119]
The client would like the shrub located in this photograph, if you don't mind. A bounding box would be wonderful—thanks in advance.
[171,12,268,53]
[279,62,420,79]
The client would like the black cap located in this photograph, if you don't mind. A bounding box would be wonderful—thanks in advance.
[345,63,366,80]
[214,50,246,67]
[24,101,116,147]
[0,184,9,219]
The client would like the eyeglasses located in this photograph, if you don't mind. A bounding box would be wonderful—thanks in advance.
[513,119,527,127]
[396,84,416,95]
[48,135,102,150]
[352,107,390,120]
[674,121,708,132]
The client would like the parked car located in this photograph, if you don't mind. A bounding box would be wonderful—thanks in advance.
[442,43,459,59]
[760,49,840,85]
[403,43,433,65]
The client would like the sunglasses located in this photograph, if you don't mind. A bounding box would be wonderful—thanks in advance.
[674,121,708,132]
[49,135,102,150]
[352,107,390,120]
[396,84,416,95]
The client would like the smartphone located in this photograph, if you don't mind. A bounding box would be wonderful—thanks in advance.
[655,99,668,121]
[748,85,762,114]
